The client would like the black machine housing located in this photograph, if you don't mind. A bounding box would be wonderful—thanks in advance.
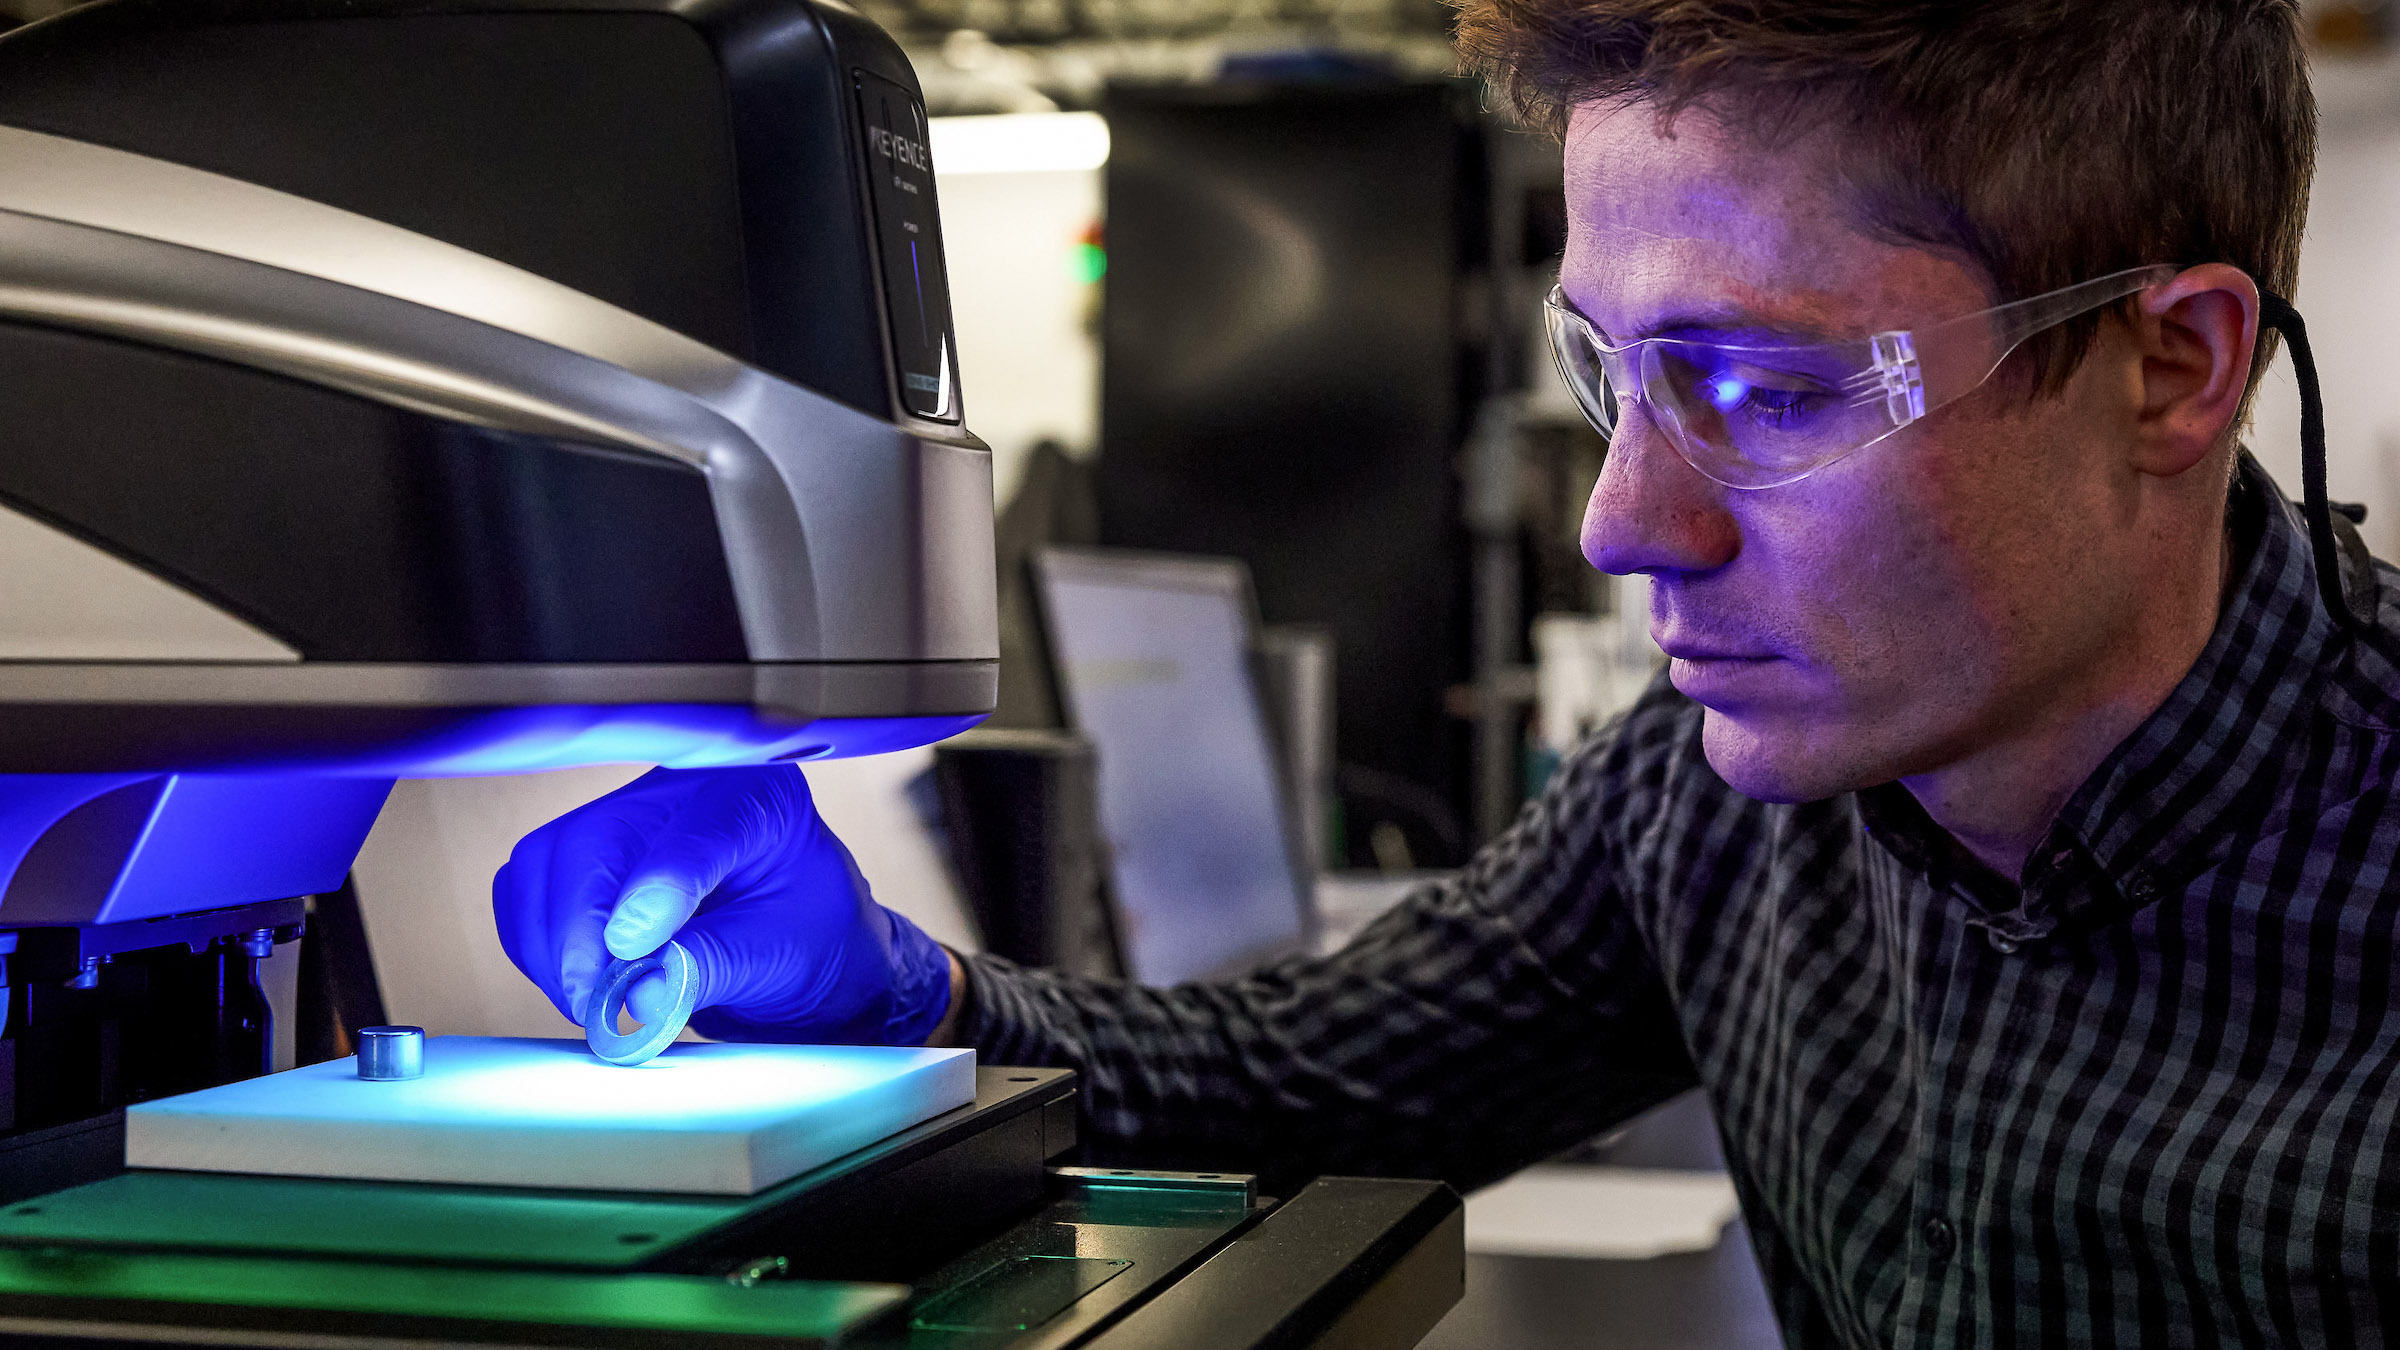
[0,0,964,430]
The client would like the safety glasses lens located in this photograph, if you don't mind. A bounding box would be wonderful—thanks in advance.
[1642,345,1885,484]
[1544,303,1622,436]
[1544,292,1904,489]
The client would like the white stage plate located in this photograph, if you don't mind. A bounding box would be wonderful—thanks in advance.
[125,1037,977,1196]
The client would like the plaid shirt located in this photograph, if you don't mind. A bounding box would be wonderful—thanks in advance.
[963,453,2400,1346]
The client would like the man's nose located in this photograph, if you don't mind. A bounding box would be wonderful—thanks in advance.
[1581,404,1741,577]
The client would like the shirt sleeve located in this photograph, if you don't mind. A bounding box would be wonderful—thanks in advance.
[958,677,1702,1191]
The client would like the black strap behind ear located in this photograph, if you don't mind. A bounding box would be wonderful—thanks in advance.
[2259,290,2377,632]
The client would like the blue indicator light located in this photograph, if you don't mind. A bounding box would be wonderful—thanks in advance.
[911,238,929,344]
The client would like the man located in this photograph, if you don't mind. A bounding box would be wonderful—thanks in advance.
[496,1,2400,1341]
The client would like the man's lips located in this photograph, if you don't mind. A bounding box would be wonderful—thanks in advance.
[1657,633,1789,708]
[1656,637,1780,664]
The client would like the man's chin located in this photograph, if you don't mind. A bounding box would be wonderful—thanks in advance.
[1696,707,1879,804]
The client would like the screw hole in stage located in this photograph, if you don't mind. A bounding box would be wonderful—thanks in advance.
[12,1207,38,1216]
[1007,1075,1036,1082]
[619,1233,657,1245]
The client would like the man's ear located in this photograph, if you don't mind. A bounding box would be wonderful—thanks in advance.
[2129,263,2259,478]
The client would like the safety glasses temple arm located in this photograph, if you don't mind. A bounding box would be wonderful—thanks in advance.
[1897,264,2182,414]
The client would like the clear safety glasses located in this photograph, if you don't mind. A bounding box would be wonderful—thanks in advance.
[1544,265,2179,489]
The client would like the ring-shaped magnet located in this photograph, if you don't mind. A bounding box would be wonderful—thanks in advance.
[584,940,697,1067]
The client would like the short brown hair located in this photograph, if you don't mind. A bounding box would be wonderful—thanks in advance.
[1455,0,2316,398]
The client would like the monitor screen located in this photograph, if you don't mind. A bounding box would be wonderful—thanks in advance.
[1034,548,1310,984]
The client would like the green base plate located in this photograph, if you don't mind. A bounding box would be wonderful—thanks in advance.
[0,1247,904,1348]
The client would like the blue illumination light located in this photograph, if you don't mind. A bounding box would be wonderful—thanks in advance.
[0,774,143,896]
[413,1039,935,1122]
[126,1037,980,1195]
[320,710,989,778]
[0,711,985,923]
[94,710,991,779]
[0,774,392,924]
[1709,375,1748,410]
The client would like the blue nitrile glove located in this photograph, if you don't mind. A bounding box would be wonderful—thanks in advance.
[493,765,953,1045]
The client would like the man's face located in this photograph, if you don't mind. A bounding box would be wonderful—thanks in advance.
[1564,102,2157,803]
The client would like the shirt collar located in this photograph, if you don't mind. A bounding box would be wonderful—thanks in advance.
[2047,453,2336,912]
[1859,453,2343,939]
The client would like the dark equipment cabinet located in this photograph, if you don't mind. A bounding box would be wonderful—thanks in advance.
[1098,82,1485,868]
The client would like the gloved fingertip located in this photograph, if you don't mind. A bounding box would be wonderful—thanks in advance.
[604,883,690,960]
[624,970,680,1027]
[662,925,739,1016]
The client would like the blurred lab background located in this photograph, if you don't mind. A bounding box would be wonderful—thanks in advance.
[12,0,2397,1341]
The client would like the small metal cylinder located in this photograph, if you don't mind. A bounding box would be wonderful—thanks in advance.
[356,1025,425,1081]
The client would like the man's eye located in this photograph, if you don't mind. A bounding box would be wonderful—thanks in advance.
[1744,387,1824,424]
[1702,370,1829,426]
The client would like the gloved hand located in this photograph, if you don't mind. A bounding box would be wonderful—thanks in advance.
[493,764,953,1045]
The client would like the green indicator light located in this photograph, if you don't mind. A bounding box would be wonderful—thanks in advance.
[1071,241,1107,284]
